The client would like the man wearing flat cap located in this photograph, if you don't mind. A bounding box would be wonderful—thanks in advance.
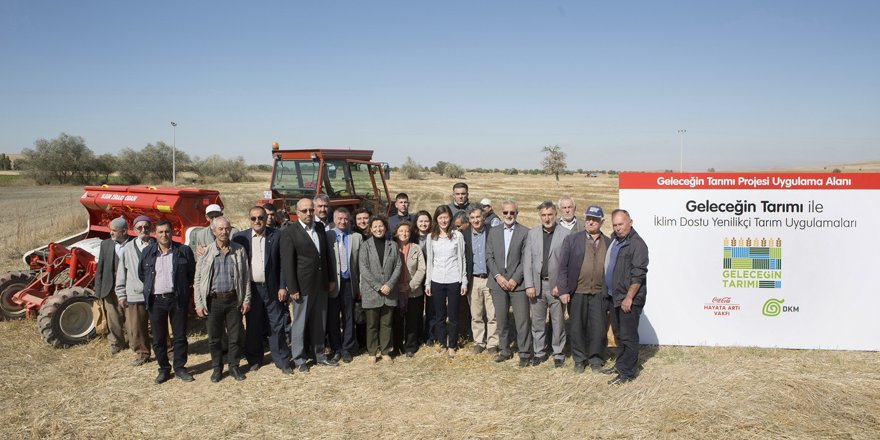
[95,216,130,355]
[557,205,612,373]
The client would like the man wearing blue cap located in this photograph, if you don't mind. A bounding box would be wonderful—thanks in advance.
[557,205,612,373]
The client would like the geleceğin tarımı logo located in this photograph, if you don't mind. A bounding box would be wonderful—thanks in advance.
[722,237,782,289]
[762,298,799,317]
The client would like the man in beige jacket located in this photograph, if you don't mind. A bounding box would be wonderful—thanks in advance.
[194,216,252,383]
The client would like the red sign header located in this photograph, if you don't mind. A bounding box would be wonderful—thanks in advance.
[619,173,880,190]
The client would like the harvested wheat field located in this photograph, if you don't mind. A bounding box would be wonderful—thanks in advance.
[1,173,879,439]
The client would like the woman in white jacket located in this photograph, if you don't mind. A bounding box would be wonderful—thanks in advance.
[425,205,467,358]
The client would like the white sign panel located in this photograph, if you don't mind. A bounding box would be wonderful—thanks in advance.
[619,172,880,351]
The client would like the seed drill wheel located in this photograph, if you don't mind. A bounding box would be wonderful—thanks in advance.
[0,271,33,320]
[37,287,97,347]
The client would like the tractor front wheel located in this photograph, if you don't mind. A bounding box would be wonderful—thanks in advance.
[0,271,33,320]
[37,287,97,347]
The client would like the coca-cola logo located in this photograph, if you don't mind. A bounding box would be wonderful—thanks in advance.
[704,296,740,316]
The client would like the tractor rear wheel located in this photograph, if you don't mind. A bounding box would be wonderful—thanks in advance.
[37,287,97,347]
[0,271,33,320]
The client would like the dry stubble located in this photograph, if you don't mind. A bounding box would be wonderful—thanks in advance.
[0,174,878,439]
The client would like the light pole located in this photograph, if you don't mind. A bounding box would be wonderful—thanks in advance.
[170,122,177,186]
[677,129,687,172]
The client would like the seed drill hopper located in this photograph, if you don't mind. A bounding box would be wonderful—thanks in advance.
[0,185,221,347]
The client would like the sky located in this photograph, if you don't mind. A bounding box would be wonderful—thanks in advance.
[1,1,878,171]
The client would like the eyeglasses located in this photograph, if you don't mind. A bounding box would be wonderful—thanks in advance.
[299,208,315,213]
[502,211,517,215]
[134,226,150,231]
[250,216,266,222]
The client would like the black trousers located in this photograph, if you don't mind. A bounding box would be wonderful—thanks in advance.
[207,295,243,370]
[569,293,606,366]
[422,294,435,343]
[148,295,188,373]
[608,297,642,378]
[392,294,424,354]
[327,277,358,356]
[431,282,462,349]
[491,289,532,359]
[260,285,292,369]
[244,283,268,365]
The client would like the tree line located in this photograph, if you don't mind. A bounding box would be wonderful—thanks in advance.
[18,133,254,185]
[396,145,598,181]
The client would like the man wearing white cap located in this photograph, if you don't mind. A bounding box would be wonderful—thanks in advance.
[480,198,501,227]
[189,204,238,256]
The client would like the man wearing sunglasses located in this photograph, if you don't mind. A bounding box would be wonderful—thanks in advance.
[115,215,156,366]
[233,206,291,374]
[280,198,338,372]
[486,201,531,367]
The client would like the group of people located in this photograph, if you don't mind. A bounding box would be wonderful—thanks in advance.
[93,182,649,386]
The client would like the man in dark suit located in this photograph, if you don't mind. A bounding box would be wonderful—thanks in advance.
[557,205,612,373]
[95,216,130,355]
[523,201,573,368]
[486,200,531,367]
[138,219,196,384]
[233,206,291,374]
[326,207,361,363]
[280,198,338,372]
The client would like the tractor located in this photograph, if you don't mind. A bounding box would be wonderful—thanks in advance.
[0,185,222,347]
[260,143,392,219]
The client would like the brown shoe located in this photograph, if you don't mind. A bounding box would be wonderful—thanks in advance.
[381,355,394,364]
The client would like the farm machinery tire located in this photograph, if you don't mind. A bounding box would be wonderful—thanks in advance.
[0,271,33,320]
[37,287,97,347]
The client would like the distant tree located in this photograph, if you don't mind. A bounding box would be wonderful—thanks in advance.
[707,167,716,172]
[400,156,425,179]
[192,155,251,183]
[503,168,519,175]
[541,145,567,185]
[832,168,842,173]
[140,141,191,183]
[443,163,466,179]
[248,164,273,172]
[92,153,118,182]
[226,156,251,183]
[116,148,146,184]
[115,142,191,184]
[20,133,97,184]
[431,161,450,176]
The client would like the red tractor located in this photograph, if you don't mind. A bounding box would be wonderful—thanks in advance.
[260,143,392,219]
[0,185,222,347]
